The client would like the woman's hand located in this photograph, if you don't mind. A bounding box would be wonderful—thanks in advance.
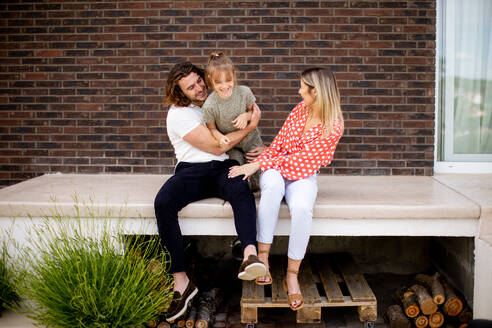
[245,145,266,162]
[228,162,260,180]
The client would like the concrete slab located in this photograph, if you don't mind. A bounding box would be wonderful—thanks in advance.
[0,173,224,219]
[0,174,479,219]
[434,174,492,236]
[434,174,492,207]
[481,234,492,245]
[0,173,480,237]
[474,236,492,319]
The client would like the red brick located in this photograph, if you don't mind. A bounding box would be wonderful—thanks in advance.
[36,50,62,57]
[175,33,202,40]
[189,25,216,33]
[76,104,102,111]
[131,10,156,17]
[175,1,204,8]
[292,33,318,40]
[23,73,48,80]
[365,9,394,16]
[148,2,173,9]
[334,9,363,16]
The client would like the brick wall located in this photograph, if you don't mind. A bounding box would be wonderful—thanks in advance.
[0,0,436,187]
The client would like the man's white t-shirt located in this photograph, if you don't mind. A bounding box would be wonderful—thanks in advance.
[167,104,228,163]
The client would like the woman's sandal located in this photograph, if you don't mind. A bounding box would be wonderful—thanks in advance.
[283,268,304,311]
[255,250,272,286]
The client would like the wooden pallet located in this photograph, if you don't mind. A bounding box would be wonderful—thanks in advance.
[241,253,377,325]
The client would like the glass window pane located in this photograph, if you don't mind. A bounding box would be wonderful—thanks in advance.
[440,0,492,161]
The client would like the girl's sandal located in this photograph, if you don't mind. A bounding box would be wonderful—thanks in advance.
[283,268,304,311]
[255,250,272,285]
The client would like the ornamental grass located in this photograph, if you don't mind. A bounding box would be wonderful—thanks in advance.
[16,204,173,328]
[0,244,20,313]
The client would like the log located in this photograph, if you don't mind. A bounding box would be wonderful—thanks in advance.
[185,297,198,328]
[157,322,171,328]
[410,284,438,315]
[358,305,377,322]
[428,311,444,328]
[446,316,469,328]
[416,273,445,305]
[442,280,463,316]
[396,288,420,318]
[414,315,429,328]
[195,288,223,328]
[458,306,472,324]
[177,320,186,328]
[387,304,411,328]
[148,319,158,328]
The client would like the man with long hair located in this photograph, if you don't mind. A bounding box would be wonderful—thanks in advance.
[154,62,266,323]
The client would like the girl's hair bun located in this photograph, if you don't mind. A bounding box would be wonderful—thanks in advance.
[208,51,224,62]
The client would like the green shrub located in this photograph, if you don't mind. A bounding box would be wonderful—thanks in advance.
[0,246,20,313]
[17,214,173,328]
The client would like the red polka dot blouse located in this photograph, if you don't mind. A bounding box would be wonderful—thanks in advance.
[254,102,343,181]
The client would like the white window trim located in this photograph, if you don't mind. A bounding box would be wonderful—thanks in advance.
[434,0,492,174]
[433,0,441,172]
[435,162,492,174]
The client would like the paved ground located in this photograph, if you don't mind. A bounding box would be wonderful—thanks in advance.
[211,273,413,328]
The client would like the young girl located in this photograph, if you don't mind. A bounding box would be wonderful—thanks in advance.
[228,67,344,311]
[202,52,264,191]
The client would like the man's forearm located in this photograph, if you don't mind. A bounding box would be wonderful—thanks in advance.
[210,128,224,142]
[219,127,251,152]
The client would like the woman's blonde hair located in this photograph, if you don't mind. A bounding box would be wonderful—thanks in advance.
[301,67,344,135]
[206,51,236,88]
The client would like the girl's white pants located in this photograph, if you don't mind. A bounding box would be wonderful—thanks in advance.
[257,169,318,260]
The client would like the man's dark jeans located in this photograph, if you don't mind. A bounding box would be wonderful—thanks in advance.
[154,159,257,273]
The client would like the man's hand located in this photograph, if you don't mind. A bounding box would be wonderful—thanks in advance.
[245,145,266,162]
[219,135,231,147]
[231,112,250,130]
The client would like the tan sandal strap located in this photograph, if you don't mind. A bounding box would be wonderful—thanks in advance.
[286,268,298,274]
[288,293,303,300]
[258,250,269,254]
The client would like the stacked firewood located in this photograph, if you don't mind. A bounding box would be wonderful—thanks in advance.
[387,273,473,328]
[184,288,223,328]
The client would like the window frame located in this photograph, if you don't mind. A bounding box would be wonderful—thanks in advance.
[434,0,492,173]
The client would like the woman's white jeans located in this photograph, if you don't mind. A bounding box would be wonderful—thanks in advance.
[257,169,318,260]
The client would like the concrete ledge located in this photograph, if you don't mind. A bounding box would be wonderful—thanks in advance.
[434,174,492,237]
[0,173,482,237]
[474,235,492,319]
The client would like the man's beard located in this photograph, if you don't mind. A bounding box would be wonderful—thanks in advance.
[192,89,208,106]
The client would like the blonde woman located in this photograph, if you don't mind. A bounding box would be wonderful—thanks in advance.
[228,67,344,311]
